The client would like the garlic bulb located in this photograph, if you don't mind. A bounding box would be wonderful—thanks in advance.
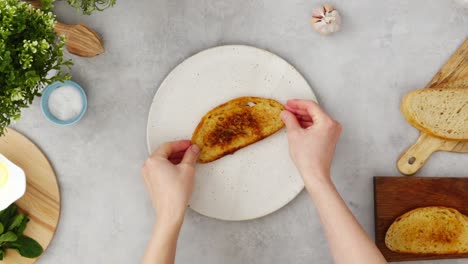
[311,5,341,35]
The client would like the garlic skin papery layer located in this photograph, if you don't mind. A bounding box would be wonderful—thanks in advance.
[311,5,341,35]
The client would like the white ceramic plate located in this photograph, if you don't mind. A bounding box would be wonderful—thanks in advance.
[147,45,317,221]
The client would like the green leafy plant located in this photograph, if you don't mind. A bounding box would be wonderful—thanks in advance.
[0,204,43,260]
[66,0,116,15]
[0,0,71,135]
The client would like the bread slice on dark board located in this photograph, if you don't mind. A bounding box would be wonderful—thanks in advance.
[385,207,468,254]
[191,97,285,163]
[401,87,468,141]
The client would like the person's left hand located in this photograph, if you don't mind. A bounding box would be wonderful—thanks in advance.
[142,140,200,225]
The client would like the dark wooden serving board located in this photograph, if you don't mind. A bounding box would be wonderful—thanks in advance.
[374,176,468,262]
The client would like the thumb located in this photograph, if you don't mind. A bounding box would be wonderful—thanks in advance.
[281,110,300,131]
[180,144,200,166]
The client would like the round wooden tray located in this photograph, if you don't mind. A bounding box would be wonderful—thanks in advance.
[0,128,60,264]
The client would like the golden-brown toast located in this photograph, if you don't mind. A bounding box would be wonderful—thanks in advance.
[385,206,468,254]
[191,97,285,163]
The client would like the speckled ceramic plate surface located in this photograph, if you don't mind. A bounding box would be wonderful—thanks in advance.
[147,45,317,221]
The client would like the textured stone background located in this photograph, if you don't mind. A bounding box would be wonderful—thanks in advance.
[12,0,467,263]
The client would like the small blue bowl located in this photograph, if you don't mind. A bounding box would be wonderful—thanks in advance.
[41,80,87,126]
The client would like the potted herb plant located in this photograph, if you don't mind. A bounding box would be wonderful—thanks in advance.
[0,0,72,135]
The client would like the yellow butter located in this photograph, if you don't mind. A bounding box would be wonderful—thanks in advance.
[0,161,8,188]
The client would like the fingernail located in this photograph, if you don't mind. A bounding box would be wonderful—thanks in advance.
[191,144,200,154]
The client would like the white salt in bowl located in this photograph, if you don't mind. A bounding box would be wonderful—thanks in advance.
[41,80,87,125]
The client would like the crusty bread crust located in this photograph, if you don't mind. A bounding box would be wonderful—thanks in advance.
[191,97,285,163]
[401,87,468,141]
[385,206,468,254]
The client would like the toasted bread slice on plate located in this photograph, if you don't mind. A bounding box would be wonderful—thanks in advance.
[192,97,285,163]
[401,87,468,141]
[385,206,468,254]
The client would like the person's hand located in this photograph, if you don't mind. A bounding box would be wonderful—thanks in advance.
[280,99,342,188]
[142,140,200,225]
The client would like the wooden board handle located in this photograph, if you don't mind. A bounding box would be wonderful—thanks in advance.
[397,134,442,175]
[54,22,72,36]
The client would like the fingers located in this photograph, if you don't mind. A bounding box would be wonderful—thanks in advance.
[285,105,310,119]
[280,110,301,131]
[169,158,183,165]
[296,114,313,122]
[299,121,313,128]
[286,99,329,122]
[285,104,302,114]
[170,150,186,159]
[169,151,186,164]
[180,144,200,166]
[152,140,191,159]
[284,105,313,124]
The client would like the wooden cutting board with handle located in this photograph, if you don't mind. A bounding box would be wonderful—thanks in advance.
[397,39,468,175]
[0,129,60,264]
[24,0,104,57]
[374,176,468,262]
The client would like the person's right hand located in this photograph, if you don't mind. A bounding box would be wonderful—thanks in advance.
[280,99,342,188]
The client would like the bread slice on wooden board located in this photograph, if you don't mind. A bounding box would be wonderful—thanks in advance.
[401,87,468,141]
[385,207,468,254]
[192,97,285,163]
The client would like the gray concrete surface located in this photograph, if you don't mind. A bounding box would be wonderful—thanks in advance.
[12,0,467,263]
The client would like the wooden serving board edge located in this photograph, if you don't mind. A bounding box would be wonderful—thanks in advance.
[0,129,61,264]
